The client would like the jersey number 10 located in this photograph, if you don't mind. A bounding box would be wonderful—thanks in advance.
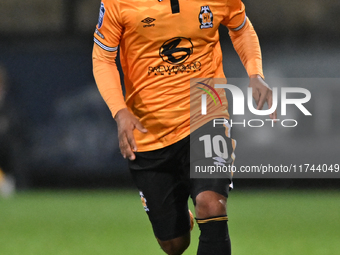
[199,135,229,159]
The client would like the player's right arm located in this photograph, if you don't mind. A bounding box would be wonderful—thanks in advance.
[92,0,146,160]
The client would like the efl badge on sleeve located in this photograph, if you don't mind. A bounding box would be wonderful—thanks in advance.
[97,2,106,29]
[199,6,213,29]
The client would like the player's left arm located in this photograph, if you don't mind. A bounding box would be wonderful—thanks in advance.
[223,1,277,120]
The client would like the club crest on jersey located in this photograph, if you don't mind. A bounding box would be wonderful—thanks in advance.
[97,2,105,29]
[199,6,213,29]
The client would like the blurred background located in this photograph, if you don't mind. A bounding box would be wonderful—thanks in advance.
[0,0,339,190]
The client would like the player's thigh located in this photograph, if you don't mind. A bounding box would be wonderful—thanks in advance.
[130,169,191,241]
[129,144,191,241]
[189,119,234,207]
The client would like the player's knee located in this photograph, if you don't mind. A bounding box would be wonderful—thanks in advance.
[157,234,190,255]
[195,191,226,218]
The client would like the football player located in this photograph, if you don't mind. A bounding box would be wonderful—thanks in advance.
[93,0,276,254]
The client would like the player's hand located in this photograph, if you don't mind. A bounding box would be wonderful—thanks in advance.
[249,74,277,120]
[114,108,147,160]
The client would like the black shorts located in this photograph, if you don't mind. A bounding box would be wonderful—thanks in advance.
[129,119,235,241]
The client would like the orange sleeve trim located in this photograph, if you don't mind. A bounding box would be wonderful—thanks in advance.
[229,17,264,79]
[92,43,126,118]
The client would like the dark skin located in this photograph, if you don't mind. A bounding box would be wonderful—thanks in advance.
[249,74,277,120]
[114,75,277,255]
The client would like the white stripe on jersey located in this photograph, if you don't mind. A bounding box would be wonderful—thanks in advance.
[232,15,247,31]
[94,37,118,52]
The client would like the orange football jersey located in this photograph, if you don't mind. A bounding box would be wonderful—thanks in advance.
[93,0,262,151]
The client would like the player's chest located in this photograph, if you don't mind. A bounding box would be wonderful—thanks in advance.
[120,0,227,39]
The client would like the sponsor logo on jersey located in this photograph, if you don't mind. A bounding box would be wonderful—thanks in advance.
[199,6,213,29]
[148,37,201,75]
[141,17,156,28]
[148,61,202,75]
[97,2,105,29]
[159,37,193,65]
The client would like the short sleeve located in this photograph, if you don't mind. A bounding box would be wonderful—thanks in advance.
[221,0,247,31]
[93,0,123,52]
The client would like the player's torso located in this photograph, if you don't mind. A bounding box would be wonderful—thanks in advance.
[104,0,230,150]
[117,0,227,78]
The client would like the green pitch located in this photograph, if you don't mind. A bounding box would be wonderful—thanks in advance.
[1,189,339,255]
